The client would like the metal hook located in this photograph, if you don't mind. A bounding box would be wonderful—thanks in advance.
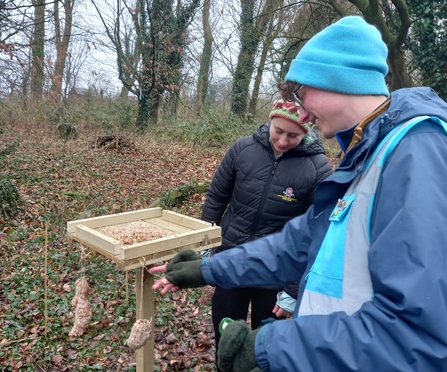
[139,257,146,267]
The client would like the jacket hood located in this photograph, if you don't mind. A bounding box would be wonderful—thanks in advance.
[254,121,326,157]
[341,87,447,168]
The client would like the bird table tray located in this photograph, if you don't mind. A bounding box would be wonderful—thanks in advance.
[66,207,221,271]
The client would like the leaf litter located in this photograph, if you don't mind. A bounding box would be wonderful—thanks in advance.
[0,129,224,371]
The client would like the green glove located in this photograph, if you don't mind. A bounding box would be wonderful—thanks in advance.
[218,320,263,372]
[165,250,206,288]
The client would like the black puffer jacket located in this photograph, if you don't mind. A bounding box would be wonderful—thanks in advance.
[201,122,332,253]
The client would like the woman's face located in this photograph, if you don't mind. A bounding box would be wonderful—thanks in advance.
[269,117,306,153]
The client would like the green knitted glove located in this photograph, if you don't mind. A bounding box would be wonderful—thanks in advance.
[218,320,262,372]
[165,250,206,288]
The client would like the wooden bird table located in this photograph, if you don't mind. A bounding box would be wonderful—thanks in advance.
[66,207,221,372]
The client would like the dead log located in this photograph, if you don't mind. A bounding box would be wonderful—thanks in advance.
[95,135,134,152]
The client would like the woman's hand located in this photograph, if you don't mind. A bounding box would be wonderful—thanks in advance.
[273,291,295,318]
[272,304,292,318]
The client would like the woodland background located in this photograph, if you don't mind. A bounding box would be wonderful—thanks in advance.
[1,0,447,131]
[0,0,447,371]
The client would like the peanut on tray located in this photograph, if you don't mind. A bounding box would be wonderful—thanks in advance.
[97,221,176,245]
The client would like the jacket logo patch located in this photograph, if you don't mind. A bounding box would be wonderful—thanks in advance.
[283,187,294,197]
[278,187,296,202]
[329,197,355,221]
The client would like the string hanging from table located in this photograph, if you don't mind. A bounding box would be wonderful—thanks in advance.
[127,257,152,350]
[69,245,93,337]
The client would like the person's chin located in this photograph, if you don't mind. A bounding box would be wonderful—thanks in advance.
[321,131,333,139]
[275,146,289,152]
[322,131,336,139]
[317,123,335,139]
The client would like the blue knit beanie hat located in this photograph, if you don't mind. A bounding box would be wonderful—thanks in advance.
[285,16,389,96]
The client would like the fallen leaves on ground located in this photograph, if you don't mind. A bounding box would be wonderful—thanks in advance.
[0,129,224,371]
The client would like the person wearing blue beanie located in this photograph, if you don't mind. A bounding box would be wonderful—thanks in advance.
[285,16,389,97]
[150,15,447,372]
[278,16,392,139]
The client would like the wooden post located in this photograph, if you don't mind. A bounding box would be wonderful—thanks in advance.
[135,267,154,372]
[66,208,222,371]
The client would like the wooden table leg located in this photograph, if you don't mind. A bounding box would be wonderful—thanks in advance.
[135,268,154,372]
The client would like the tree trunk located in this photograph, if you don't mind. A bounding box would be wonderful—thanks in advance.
[162,0,200,117]
[231,0,282,117]
[196,0,213,113]
[248,2,283,114]
[119,86,130,98]
[51,0,74,102]
[31,0,46,101]
[248,30,271,115]
[136,92,150,133]
[386,45,413,91]
[230,0,256,117]
[93,0,200,132]
[149,92,161,124]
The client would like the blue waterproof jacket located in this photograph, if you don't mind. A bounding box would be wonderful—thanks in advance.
[201,87,447,371]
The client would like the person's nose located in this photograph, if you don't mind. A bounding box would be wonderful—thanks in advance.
[278,135,288,146]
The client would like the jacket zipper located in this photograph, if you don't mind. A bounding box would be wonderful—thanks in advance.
[249,161,278,239]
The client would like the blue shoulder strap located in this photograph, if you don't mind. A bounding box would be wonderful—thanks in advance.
[364,115,447,241]
[364,116,447,172]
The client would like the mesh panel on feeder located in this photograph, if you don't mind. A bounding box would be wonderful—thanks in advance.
[127,318,152,349]
[69,277,93,337]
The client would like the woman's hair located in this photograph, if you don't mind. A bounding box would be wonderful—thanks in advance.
[277,80,300,102]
